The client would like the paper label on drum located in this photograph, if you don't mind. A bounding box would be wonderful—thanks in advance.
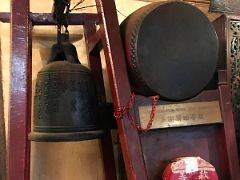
[184,157,198,173]
[139,101,222,129]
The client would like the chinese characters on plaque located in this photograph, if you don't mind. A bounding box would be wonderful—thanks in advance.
[139,101,222,129]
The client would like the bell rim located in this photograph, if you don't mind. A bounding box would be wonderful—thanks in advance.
[28,130,105,142]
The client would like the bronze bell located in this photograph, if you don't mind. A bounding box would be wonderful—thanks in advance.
[29,42,104,142]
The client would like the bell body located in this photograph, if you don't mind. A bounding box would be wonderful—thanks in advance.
[29,43,104,141]
[121,2,219,101]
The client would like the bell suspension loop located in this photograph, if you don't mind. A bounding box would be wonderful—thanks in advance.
[54,0,71,46]
[57,24,62,48]
[51,0,72,62]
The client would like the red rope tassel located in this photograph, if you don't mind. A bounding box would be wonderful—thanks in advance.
[114,92,159,133]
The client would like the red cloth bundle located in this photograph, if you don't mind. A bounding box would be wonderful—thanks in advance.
[162,157,219,180]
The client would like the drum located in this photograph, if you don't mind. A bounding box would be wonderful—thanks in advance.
[121,1,219,101]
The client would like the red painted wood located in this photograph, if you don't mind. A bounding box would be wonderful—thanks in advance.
[219,84,240,178]
[95,0,148,179]
[140,125,230,179]
[5,2,236,180]
[31,13,98,25]
[99,132,118,180]
[7,0,31,180]
[212,15,227,70]
[0,12,9,23]
[83,22,106,103]
[93,2,240,180]
[0,34,6,180]
[84,22,117,180]
[0,12,98,25]
[218,70,228,83]
[85,29,101,54]
[132,89,234,179]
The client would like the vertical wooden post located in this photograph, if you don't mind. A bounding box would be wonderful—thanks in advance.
[84,22,117,180]
[7,0,31,179]
[219,84,240,178]
[83,22,106,103]
[95,0,148,179]
[0,36,6,180]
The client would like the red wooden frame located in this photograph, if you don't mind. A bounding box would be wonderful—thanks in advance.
[0,12,98,25]
[2,0,240,179]
[0,25,6,180]
[95,0,148,179]
[95,0,240,179]
[1,0,117,180]
[7,0,31,179]
[83,21,117,180]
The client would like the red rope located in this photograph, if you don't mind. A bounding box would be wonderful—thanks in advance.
[114,92,159,133]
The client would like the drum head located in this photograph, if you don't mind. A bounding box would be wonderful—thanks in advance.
[136,2,218,100]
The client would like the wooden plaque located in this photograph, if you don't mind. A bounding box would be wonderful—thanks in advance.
[139,101,223,129]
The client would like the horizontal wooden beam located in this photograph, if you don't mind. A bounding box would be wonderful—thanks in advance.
[0,12,98,25]
[0,13,9,23]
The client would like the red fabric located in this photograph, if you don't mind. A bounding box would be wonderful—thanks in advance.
[162,157,219,180]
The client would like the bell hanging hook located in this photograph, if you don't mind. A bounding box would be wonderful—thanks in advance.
[53,0,71,47]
